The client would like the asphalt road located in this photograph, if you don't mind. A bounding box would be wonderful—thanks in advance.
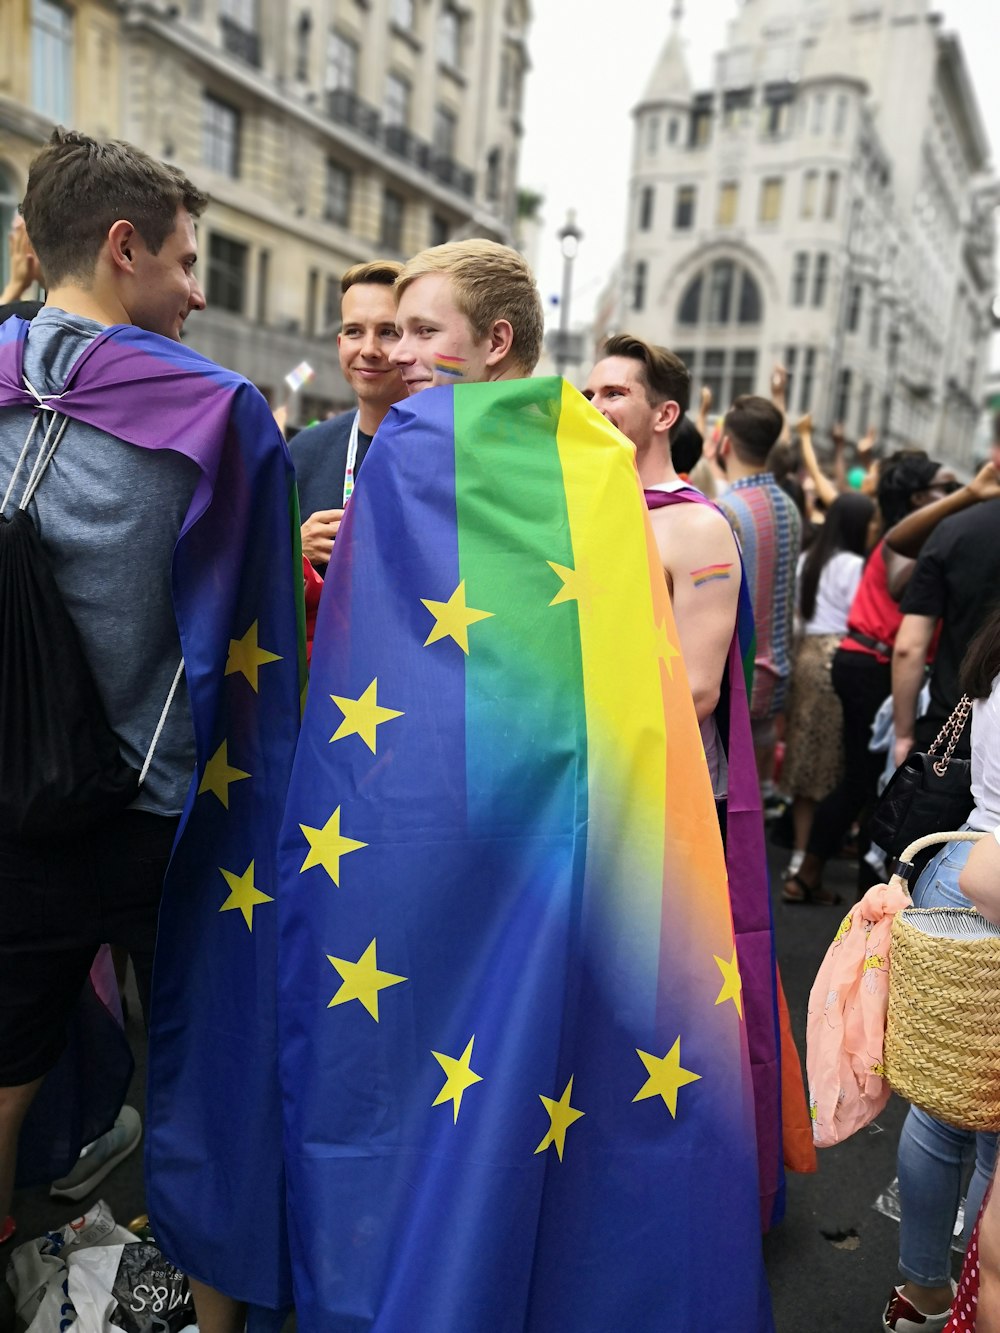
[5,836,955,1333]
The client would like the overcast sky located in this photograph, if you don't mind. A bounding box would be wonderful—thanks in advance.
[519,0,998,328]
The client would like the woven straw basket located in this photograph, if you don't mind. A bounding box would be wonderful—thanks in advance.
[884,831,1000,1132]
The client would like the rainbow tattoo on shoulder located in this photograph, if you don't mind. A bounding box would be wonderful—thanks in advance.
[690,562,734,587]
[434,355,467,378]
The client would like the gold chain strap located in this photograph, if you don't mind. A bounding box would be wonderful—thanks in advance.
[929,694,973,778]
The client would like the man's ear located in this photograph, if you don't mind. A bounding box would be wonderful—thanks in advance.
[652,399,680,437]
[484,317,515,367]
[107,220,137,273]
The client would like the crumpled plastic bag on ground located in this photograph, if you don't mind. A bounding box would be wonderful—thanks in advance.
[4,1200,196,1332]
[806,880,912,1147]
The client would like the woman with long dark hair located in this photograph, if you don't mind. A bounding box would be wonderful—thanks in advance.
[881,604,1000,1332]
[781,491,875,882]
[784,452,956,903]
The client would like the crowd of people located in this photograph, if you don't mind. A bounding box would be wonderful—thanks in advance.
[1,125,999,1333]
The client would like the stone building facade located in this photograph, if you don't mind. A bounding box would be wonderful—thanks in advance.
[0,0,530,414]
[609,0,997,469]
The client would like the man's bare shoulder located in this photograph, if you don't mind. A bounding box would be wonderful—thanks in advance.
[649,496,739,555]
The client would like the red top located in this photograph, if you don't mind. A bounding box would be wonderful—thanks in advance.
[839,541,902,665]
[303,557,322,665]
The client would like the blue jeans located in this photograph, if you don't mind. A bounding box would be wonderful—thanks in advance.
[896,831,999,1285]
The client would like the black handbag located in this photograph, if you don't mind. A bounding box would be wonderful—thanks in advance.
[868,696,974,860]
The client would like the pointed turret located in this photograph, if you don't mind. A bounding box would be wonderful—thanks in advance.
[637,4,692,111]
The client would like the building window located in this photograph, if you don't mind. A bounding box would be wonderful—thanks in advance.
[847,282,863,332]
[811,93,826,135]
[390,0,415,29]
[759,177,783,224]
[835,368,852,423]
[678,274,702,326]
[717,182,738,226]
[870,300,881,349]
[667,117,679,144]
[430,214,449,247]
[0,168,18,291]
[800,348,816,411]
[324,160,352,227]
[737,269,761,324]
[702,350,725,405]
[834,94,849,138]
[762,85,794,138]
[438,4,462,68]
[689,100,712,148]
[707,260,734,324]
[674,185,696,230]
[381,188,405,251]
[294,9,311,82]
[326,31,358,92]
[202,94,240,177]
[731,349,758,399]
[207,233,247,314]
[784,346,798,409]
[485,147,502,201]
[646,115,660,154]
[434,104,457,158]
[31,0,73,123]
[323,275,339,334]
[256,249,269,324]
[385,72,411,128]
[638,185,654,232]
[812,253,829,307]
[791,252,809,306]
[723,88,752,130]
[858,380,872,436]
[801,170,818,219]
[632,260,647,312]
[677,260,763,331]
[306,267,318,337]
[824,171,840,220]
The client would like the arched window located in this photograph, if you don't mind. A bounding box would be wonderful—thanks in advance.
[673,258,764,410]
[0,165,20,291]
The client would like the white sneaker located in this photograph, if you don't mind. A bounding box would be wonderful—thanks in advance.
[882,1282,957,1332]
[50,1105,142,1201]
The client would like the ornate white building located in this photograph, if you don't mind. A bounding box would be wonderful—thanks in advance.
[608,0,997,468]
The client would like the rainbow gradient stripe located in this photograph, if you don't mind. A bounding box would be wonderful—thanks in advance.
[433,353,467,377]
[691,561,735,587]
[278,378,773,1331]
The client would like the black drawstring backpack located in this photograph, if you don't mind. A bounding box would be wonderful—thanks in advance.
[0,390,182,839]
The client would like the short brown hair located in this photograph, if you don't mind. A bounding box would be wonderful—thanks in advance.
[395,239,543,375]
[723,395,784,466]
[601,333,691,419]
[21,127,208,286]
[341,259,404,294]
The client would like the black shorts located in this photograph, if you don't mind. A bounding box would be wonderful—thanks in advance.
[0,809,178,1087]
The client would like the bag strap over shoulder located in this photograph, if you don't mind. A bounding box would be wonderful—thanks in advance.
[927,694,973,775]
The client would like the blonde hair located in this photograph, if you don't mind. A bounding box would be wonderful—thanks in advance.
[395,239,543,374]
[341,259,404,293]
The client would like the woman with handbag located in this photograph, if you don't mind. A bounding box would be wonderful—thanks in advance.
[784,453,954,904]
[882,606,1000,1333]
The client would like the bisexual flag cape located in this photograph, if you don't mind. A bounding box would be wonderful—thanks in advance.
[645,484,813,1230]
[277,378,773,1331]
[0,317,303,1315]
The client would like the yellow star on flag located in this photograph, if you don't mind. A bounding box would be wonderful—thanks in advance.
[633,1039,702,1118]
[225,620,282,692]
[546,558,603,611]
[299,806,367,886]
[534,1075,585,1161]
[653,616,683,679]
[330,678,403,754]
[431,1035,483,1123]
[714,947,744,1019]
[218,860,273,931]
[420,580,494,653]
[326,939,406,1020]
[198,740,251,809]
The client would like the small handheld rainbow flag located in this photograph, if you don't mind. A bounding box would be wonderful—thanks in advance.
[278,378,773,1330]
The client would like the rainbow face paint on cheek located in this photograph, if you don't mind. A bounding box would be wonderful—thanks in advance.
[690,563,734,587]
[433,355,468,378]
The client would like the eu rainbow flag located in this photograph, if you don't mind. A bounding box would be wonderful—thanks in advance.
[278,378,773,1330]
[0,317,304,1317]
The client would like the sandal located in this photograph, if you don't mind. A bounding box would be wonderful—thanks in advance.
[782,873,843,907]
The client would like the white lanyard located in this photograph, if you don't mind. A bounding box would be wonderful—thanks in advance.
[343,410,360,507]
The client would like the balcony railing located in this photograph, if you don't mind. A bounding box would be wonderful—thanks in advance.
[219,16,261,69]
[325,93,475,200]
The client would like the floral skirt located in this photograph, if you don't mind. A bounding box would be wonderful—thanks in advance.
[781,633,844,802]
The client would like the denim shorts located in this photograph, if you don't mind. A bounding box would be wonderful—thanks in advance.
[911,824,979,912]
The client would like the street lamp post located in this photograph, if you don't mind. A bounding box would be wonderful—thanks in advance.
[553,209,583,378]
